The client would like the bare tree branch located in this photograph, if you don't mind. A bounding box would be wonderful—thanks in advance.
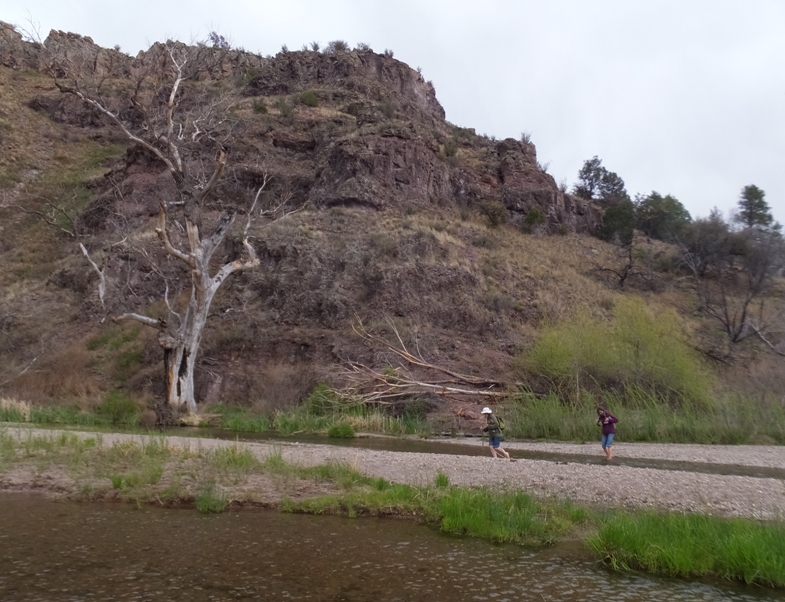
[79,243,106,311]
[154,203,195,267]
[0,357,38,387]
[113,313,166,329]
[352,318,505,388]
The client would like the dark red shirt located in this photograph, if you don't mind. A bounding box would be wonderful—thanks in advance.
[598,413,618,435]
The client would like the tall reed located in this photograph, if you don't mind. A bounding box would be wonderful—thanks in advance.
[503,389,785,444]
[588,511,785,588]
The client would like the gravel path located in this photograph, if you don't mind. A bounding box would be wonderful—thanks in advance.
[439,438,785,469]
[5,427,785,520]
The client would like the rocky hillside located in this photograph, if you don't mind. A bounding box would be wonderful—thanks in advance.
[3,23,773,420]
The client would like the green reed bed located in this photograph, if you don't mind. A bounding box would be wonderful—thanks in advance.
[0,404,105,427]
[588,510,785,588]
[287,473,588,545]
[503,390,785,444]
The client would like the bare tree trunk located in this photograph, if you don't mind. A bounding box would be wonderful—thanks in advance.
[114,203,260,417]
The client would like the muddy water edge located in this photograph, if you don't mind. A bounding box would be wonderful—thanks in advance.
[1,493,783,602]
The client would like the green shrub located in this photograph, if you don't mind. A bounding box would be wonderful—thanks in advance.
[96,392,139,427]
[435,471,450,488]
[305,384,346,415]
[299,90,319,107]
[252,99,268,114]
[326,40,350,53]
[480,201,508,228]
[521,297,712,404]
[525,208,545,227]
[327,422,355,438]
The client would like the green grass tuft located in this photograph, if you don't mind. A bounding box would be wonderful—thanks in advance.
[588,510,785,588]
[434,471,450,488]
[195,485,228,514]
[327,422,355,438]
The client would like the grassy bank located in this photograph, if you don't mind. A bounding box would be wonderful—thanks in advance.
[502,390,785,444]
[0,398,429,437]
[588,511,785,588]
[0,389,430,437]
[6,385,785,445]
[213,402,428,437]
[2,428,785,588]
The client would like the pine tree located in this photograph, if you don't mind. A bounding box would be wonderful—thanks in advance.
[735,185,773,229]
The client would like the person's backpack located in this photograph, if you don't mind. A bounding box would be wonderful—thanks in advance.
[497,416,506,431]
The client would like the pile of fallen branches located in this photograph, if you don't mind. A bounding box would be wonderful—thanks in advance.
[334,319,512,406]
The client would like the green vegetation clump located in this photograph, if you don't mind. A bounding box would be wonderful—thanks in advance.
[212,405,271,432]
[522,297,712,404]
[291,481,587,545]
[525,208,545,228]
[480,201,509,228]
[327,422,355,438]
[87,325,140,351]
[209,446,259,476]
[96,392,140,427]
[434,471,450,488]
[299,90,319,107]
[588,511,785,588]
[195,485,228,513]
[252,99,268,114]
[326,40,349,53]
[634,191,691,240]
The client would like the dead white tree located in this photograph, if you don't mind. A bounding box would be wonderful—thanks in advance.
[41,36,283,418]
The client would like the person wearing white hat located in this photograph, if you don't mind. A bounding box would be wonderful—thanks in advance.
[481,407,511,460]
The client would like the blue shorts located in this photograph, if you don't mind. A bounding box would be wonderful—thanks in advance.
[489,436,502,449]
[601,433,615,449]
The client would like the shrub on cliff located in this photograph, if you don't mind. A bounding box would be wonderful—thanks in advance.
[326,40,349,53]
[480,201,509,228]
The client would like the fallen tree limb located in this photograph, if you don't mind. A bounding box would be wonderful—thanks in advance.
[352,318,505,388]
[334,319,513,405]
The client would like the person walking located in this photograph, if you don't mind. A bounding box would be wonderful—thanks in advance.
[596,406,618,460]
[481,407,511,460]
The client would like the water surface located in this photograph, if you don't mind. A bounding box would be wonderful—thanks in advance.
[1,493,781,601]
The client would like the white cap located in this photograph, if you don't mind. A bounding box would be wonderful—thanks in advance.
[481,407,492,414]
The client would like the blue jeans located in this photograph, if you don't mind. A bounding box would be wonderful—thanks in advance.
[489,436,502,449]
[601,433,615,449]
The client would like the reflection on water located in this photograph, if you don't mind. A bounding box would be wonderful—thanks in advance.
[0,493,781,601]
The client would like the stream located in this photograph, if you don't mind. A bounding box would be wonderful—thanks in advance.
[1,493,782,601]
[172,428,785,480]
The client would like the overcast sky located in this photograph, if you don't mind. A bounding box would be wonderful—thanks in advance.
[4,0,783,224]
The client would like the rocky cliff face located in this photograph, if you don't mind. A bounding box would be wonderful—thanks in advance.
[0,25,603,409]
